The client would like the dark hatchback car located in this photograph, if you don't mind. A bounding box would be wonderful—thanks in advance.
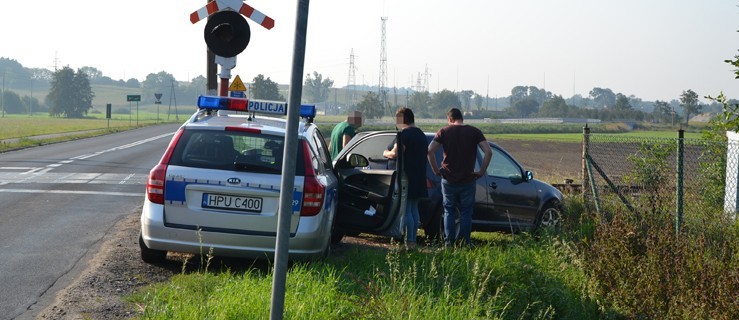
[332,130,564,241]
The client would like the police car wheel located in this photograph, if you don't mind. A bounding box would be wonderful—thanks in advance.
[139,232,167,263]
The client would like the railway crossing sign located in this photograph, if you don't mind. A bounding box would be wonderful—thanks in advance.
[191,1,274,57]
[190,0,275,96]
[190,0,274,30]
[204,10,250,58]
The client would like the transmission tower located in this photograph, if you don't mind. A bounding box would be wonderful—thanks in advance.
[167,80,179,121]
[422,64,431,93]
[378,17,388,115]
[346,48,357,107]
[414,72,423,92]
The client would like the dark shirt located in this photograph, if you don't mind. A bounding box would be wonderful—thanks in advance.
[399,127,429,199]
[433,124,486,184]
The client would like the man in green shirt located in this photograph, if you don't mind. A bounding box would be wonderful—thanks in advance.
[330,111,362,160]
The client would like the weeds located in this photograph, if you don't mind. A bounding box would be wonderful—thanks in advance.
[570,195,739,319]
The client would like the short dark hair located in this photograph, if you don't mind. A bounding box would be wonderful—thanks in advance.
[395,107,415,125]
[447,108,463,121]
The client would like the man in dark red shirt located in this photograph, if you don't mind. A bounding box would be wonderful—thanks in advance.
[427,108,492,247]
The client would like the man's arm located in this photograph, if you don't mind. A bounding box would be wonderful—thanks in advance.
[342,134,352,148]
[384,143,398,159]
[475,141,493,177]
[427,140,441,176]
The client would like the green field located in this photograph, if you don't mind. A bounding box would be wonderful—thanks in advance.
[492,130,702,142]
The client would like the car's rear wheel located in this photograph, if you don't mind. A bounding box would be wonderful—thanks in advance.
[423,206,444,242]
[330,222,345,244]
[536,202,562,233]
[139,232,167,263]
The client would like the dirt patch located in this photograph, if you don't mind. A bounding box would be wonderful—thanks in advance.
[495,140,582,184]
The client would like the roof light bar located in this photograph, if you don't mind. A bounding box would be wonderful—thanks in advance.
[197,95,248,111]
[300,104,316,119]
[196,95,316,119]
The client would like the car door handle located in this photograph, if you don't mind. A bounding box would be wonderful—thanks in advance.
[489,182,497,189]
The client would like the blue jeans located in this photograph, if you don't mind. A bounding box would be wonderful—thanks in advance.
[405,198,420,243]
[441,180,476,246]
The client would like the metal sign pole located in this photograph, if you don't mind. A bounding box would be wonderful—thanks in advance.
[270,1,309,319]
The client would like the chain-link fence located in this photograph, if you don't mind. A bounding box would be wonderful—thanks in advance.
[583,129,732,230]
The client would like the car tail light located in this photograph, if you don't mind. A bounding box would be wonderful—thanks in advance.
[147,129,184,204]
[300,140,325,216]
[147,164,167,204]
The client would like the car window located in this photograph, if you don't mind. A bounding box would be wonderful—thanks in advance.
[349,134,395,159]
[346,134,396,169]
[169,129,305,175]
[311,128,331,170]
[482,146,521,179]
[305,136,324,175]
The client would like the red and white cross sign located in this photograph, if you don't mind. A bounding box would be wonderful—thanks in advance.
[190,0,275,30]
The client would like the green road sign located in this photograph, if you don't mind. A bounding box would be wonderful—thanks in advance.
[127,95,141,102]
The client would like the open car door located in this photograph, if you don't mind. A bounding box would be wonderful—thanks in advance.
[334,131,405,238]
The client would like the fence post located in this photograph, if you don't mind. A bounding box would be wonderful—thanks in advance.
[724,131,739,219]
[676,129,684,235]
[582,125,590,196]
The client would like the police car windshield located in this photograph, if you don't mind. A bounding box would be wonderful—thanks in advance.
[168,130,305,175]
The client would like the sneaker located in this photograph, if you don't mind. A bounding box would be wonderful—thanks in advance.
[406,242,417,250]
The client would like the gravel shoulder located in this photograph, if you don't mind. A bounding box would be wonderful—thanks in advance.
[34,211,176,320]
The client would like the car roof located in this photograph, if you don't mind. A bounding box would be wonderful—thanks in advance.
[182,110,312,137]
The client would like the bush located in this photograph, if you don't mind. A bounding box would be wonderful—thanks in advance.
[565,196,739,319]
[114,107,130,115]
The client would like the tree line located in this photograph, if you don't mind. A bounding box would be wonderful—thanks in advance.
[0,57,732,123]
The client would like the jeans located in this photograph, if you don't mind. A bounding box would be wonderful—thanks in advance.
[441,179,476,246]
[405,198,420,243]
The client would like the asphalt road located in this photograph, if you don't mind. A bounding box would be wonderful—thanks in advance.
[0,123,181,320]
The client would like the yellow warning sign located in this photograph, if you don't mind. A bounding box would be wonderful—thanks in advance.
[229,75,247,92]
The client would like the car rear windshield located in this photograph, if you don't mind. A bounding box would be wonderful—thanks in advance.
[168,129,305,175]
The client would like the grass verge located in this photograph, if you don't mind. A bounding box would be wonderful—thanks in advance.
[128,233,606,319]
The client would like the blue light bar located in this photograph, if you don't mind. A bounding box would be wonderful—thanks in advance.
[300,104,316,119]
[197,95,248,111]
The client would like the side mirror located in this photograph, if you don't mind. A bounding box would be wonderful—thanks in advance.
[525,170,534,181]
[348,153,369,168]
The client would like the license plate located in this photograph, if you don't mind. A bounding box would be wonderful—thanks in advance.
[202,193,263,213]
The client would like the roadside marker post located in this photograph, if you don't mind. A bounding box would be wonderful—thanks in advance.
[270,1,309,319]
[154,93,163,123]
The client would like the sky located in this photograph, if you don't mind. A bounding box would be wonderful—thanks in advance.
[2,0,739,103]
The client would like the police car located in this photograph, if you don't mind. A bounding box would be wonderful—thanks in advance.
[139,96,341,262]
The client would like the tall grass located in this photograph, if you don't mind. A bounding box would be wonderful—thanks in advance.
[128,233,604,319]
[570,193,739,319]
